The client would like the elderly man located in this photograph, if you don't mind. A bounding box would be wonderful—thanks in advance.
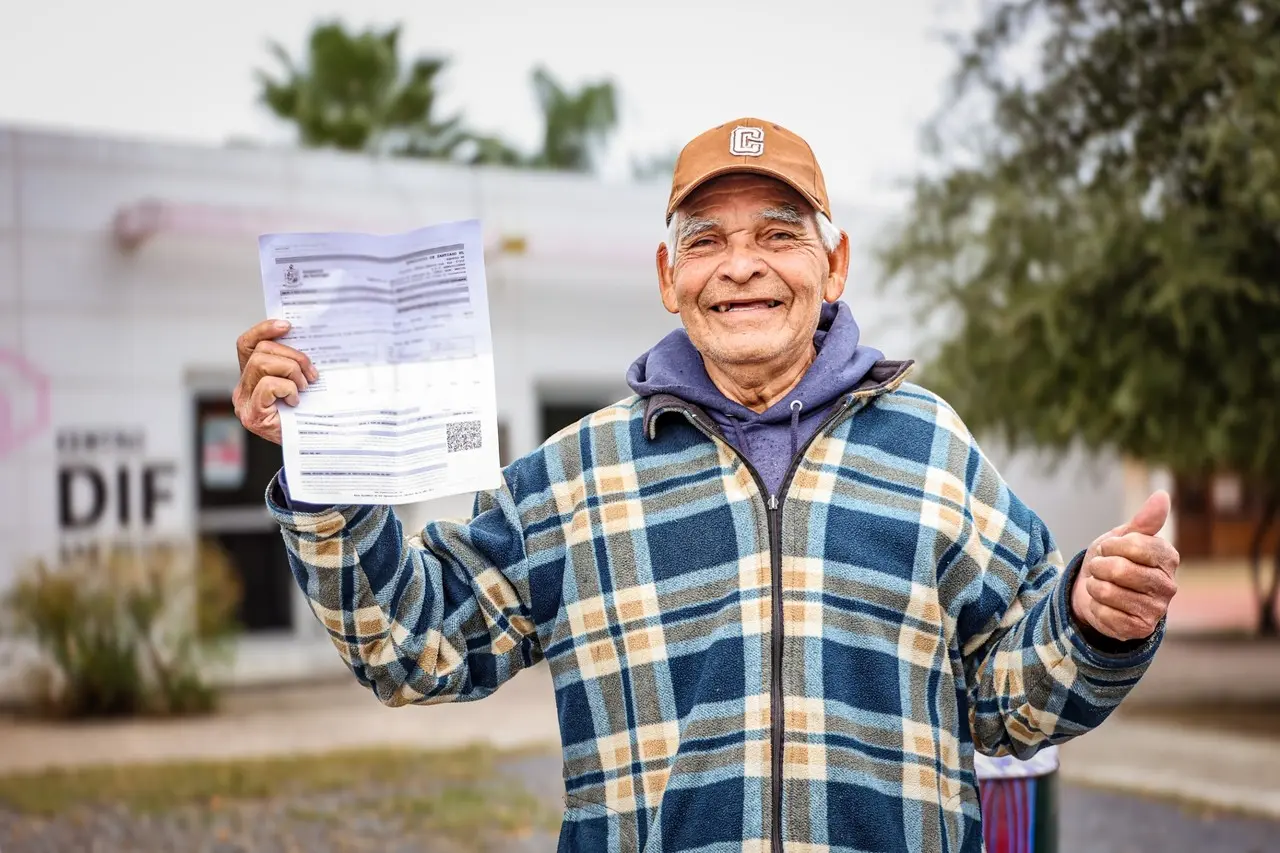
[234,118,1179,852]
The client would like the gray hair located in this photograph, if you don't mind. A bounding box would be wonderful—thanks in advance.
[666,204,842,267]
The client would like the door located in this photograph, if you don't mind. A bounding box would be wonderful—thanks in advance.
[540,400,611,442]
[193,395,294,632]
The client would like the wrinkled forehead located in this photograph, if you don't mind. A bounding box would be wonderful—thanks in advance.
[678,173,815,221]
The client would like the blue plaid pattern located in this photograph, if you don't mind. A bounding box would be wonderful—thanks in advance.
[266,364,1162,852]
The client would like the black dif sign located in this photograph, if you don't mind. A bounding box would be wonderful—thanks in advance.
[56,428,176,535]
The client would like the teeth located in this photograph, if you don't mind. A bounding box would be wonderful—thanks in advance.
[715,301,780,312]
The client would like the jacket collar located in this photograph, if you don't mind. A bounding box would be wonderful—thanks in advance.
[643,359,914,441]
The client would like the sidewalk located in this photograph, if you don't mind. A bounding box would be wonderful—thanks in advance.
[0,636,1276,822]
[0,663,561,776]
[1057,627,1280,821]
[1059,717,1280,821]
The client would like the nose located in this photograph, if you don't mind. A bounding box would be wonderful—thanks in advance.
[718,239,767,285]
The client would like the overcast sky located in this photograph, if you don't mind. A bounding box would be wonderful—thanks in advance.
[0,0,980,205]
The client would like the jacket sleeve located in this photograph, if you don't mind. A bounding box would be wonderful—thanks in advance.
[265,469,543,707]
[936,409,1164,760]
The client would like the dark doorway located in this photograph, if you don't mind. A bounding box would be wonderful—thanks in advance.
[540,401,610,442]
[193,395,294,633]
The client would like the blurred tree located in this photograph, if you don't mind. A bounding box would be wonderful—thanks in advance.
[459,134,528,168]
[528,66,619,171]
[878,1,1280,632]
[631,148,680,182]
[458,66,621,172]
[258,29,623,173]
[256,21,464,158]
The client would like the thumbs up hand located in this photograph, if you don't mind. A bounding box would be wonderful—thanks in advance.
[1071,490,1181,643]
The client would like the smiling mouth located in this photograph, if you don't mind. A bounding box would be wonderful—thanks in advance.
[711,300,782,313]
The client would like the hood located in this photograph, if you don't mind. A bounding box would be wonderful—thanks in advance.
[626,300,885,427]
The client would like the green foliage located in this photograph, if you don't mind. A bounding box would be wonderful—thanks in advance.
[459,66,621,172]
[256,21,464,157]
[878,0,1280,487]
[631,149,680,183]
[257,22,625,174]
[1,540,242,718]
[460,133,528,168]
[527,65,618,172]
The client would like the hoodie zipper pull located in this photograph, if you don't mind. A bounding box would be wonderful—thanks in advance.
[768,494,778,511]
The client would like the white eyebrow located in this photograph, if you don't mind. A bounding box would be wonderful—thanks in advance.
[756,204,806,226]
[678,216,719,244]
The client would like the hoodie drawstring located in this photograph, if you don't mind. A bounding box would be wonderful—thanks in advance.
[728,414,750,456]
[789,400,803,459]
[729,401,803,462]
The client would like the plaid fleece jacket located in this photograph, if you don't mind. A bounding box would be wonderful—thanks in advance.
[266,361,1163,852]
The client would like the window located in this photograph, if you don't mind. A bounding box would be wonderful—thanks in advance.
[540,401,609,442]
[1211,475,1244,515]
[497,421,512,466]
[193,395,293,632]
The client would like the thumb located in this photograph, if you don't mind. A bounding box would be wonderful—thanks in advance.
[1115,490,1171,538]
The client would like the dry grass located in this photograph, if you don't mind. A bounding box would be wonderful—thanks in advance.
[0,744,519,816]
[375,785,562,835]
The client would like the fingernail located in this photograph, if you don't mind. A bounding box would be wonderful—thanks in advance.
[274,320,290,331]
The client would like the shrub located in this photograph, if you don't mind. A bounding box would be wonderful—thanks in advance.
[0,538,242,718]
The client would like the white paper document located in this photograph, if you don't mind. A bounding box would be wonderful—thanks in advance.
[257,219,502,505]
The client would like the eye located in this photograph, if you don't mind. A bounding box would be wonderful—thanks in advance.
[689,237,715,248]
[767,230,796,241]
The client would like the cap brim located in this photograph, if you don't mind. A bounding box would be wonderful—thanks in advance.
[666,163,828,222]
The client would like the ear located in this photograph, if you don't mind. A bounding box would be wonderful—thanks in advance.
[656,243,680,314]
[823,230,850,303]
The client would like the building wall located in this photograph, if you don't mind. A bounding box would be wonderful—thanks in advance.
[0,124,1132,692]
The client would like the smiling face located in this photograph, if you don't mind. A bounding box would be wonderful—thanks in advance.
[657,173,849,382]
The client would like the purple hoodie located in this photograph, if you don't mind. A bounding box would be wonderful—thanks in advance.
[626,300,885,498]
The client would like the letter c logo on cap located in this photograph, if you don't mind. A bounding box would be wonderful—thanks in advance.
[729,126,765,157]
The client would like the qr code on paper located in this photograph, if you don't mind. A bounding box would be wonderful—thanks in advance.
[446,420,483,453]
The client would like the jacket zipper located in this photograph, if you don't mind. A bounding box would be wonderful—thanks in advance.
[767,396,862,852]
[674,393,868,852]
[766,490,784,852]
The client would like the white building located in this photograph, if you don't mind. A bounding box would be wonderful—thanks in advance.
[0,123,1161,693]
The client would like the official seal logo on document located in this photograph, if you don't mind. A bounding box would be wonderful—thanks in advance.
[284,264,301,287]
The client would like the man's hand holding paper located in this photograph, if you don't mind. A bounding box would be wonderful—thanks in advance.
[240,218,502,505]
[233,318,317,445]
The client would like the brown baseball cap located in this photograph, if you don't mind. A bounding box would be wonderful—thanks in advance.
[666,117,830,223]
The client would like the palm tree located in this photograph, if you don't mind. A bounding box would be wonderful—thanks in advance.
[457,66,620,172]
[256,22,464,158]
[458,133,529,168]
[527,66,618,172]
[631,149,680,182]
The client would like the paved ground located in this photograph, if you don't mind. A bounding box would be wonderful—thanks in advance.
[7,636,1278,820]
[0,666,562,775]
[1060,784,1280,852]
[4,763,1277,853]
[2,576,1278,850]
[1054,633,1280,822]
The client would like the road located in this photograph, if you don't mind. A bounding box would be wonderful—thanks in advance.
[485,756,1280,852]
[4,771,1277,853]
[1060,784,1279,852]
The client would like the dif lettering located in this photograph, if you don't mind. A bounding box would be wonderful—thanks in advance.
[58,462,176,529]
